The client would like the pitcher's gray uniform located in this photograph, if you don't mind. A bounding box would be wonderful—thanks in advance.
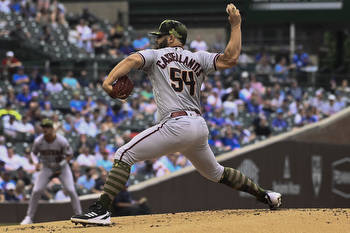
[115,47,224,182]
[26,134,81,219]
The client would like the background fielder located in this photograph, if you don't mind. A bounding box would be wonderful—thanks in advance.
[21,119,81,225]
[71,3,281,226]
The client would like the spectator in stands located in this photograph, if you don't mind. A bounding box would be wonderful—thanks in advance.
[20,147,38,174]
[29,68,44,91]
[40,25,54,43]
[246,93,263,115]
[321,94,341,117]
[70,91,85,113]
[338,79,350,94]
[190,35,208,52]
[271,108,288,131]
[12,66,29,85]
[2,51,22,80]
[132,33,150,51]
[299,107,317,125]
[250,74,265,96]
[75,146,96,167]
[293,46,310,70]
[94,169,107,192]
[222,95,238,117]
[152,157,170,177]
[76,113,98,137]
[0,0,11,14]
[109,22,124,40]
[0,171,15,191]
[22,0,37,18]
[77,167,96,193]
[77,69,93,88]
[255,54,272,76]
[4,115,19,138]
[91,24,108,54]
[0,102,22,122]
[16,84,32,107]
[253,114,271,137]
[221,127,240,150]
[9,21,31,43]
[37,0,50,12]
[96,149,113,172]
[15,115,35,135]
[76,19,93,52]
[49,0,67,27]
[112,185,150,217]
[4,182,19,202]
[289,79,303,101]
[4,144,23,171]
[274,57,294,83]
[62,114,74,134]
[46,74,63,93]
[62,70,80,89]
[119,40,135,56]
[68,24,80,46]
[54,188,70,201]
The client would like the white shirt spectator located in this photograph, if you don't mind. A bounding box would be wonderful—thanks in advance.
[55,189,70,201]
[5,151,24,171]
[0,0,10,14]
[190,36,208,51]
[15,121,34,134]
[207,92,222,108]
[153,157,170,177]
[222,98,238,117]
[46,82,63,93]
[75,119,99,137]
[76,153,96,167]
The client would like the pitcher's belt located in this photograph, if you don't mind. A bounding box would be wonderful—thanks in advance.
[170,110,201,118]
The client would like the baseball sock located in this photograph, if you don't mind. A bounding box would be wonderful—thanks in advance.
[98,160,130,210]
[219,167,266,201]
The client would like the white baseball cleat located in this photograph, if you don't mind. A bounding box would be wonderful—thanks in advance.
[265,191,282,210]
[20,216,33,225]
[71,201,111,226]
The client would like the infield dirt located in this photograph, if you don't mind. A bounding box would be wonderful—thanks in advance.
[1,209,349,233]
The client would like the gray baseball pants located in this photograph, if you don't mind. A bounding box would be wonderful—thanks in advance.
[26,163,82,219]
[115,113,224,182]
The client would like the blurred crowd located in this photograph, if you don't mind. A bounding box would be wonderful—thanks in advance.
[1,0,349,204]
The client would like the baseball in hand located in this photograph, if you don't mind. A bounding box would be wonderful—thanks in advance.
[110,75,134,100]
[226,3,236,14]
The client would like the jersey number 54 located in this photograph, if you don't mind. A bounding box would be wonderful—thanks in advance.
[170,67,195,96]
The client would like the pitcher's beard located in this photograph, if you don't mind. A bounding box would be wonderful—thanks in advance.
[156,39,168,49]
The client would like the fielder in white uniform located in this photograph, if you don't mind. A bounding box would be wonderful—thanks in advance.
[71,3,281,226]
[21,119,81,225]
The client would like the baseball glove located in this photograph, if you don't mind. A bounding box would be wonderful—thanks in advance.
[110,75,134,100]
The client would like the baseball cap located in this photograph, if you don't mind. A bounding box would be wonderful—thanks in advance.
[6,51,14,57]
[149,19,187,45]
[41,118,53,127]
[328,94,336,101]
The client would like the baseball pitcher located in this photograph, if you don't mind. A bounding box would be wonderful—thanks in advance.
[21,119,81,225]
[71,3,281,226]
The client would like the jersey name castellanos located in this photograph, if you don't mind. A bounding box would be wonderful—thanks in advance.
[138,47,219,122]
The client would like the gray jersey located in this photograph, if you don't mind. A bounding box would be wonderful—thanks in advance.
[138,47,219,122]
[32,134,73,168]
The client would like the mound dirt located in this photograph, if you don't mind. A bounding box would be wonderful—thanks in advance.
[1,209,349,233]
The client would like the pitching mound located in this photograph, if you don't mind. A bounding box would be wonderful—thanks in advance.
[1,209,349,233]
